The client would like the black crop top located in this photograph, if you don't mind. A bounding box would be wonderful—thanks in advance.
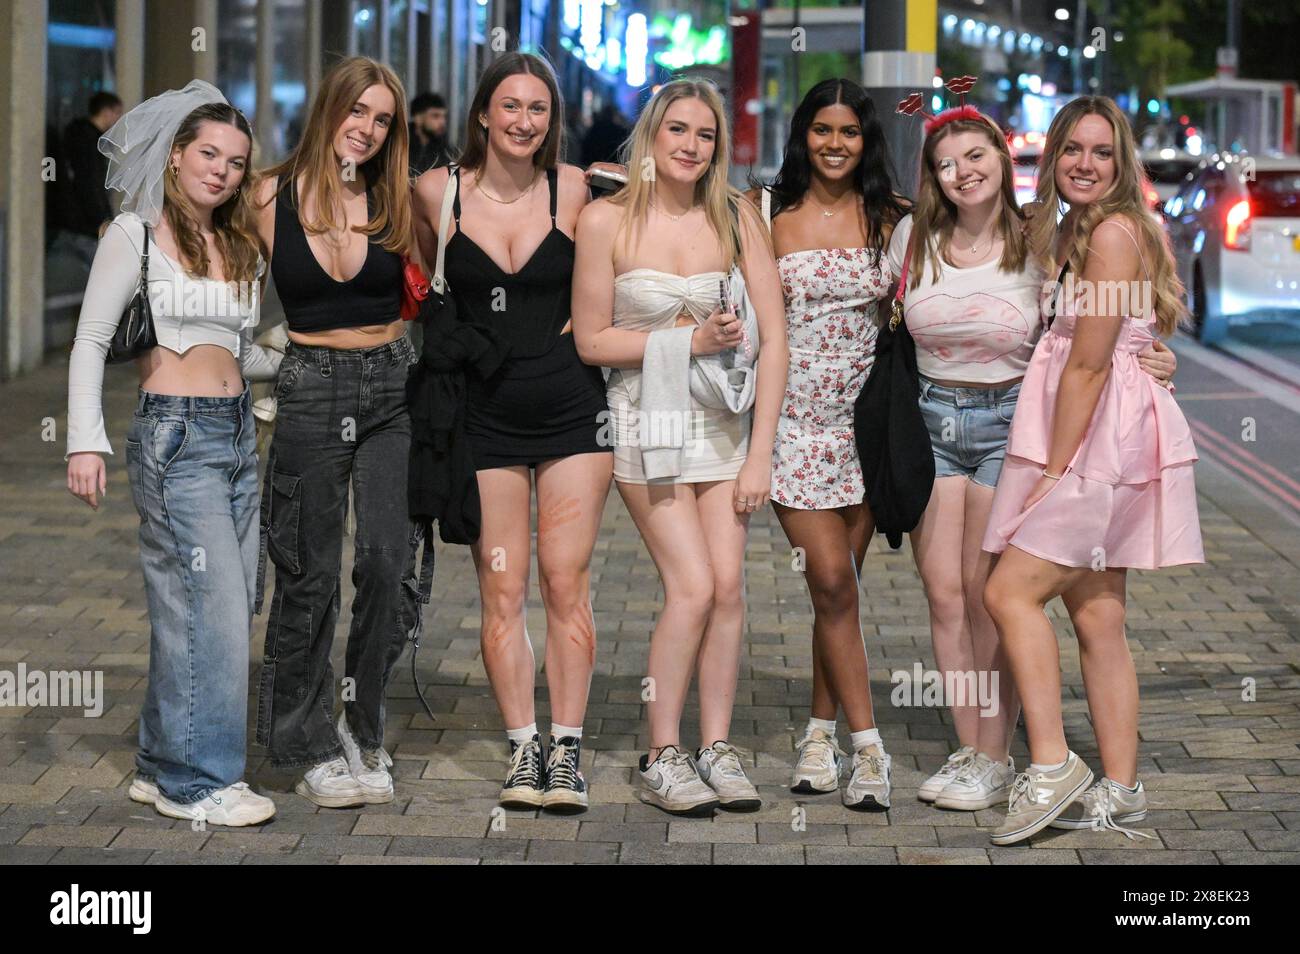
[271,178,403,333]
[443,167,574,359]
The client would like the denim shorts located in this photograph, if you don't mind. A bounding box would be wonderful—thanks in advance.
[918,377,1021,489]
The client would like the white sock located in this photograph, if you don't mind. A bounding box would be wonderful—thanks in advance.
[550,723,583,741]
[850,728,883,751]
[506,723,538,745]
[807,718,837,737]
[1030,761,1067,775]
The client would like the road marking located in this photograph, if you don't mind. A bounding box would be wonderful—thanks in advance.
[1215,337,1300,395]
[1190,419,1300,512]
[1173,334,1300,416]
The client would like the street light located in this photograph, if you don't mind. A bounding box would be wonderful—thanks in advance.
[1055,8,1069,20]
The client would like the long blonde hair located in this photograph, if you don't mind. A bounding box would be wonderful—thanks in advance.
[261,56,413,256]
[909,112,1026,289]
[1029,96,1186,335]
[163,102,265,284]
[611,79,761,268]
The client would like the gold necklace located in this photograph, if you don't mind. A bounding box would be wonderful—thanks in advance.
[811,199,851,218]
[474,171,540,205]
[649,199,689,221]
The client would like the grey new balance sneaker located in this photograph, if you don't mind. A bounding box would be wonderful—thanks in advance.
[696,741,761,811]
[990,752,1094,846]
[1050,777,1153,839]
[638,746,719,817]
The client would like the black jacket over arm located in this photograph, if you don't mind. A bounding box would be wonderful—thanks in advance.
[853,315,934,549]
[406,302,506,545]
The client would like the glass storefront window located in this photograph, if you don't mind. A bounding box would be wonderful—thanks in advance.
[355,1,380,58]
[47,0,116,135]
[274,1,307,157]
[217,0,258,130]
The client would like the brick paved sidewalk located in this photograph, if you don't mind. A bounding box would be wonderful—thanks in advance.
[1,362,1298,864]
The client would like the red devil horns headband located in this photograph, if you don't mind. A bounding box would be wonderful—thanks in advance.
[896,76,988,135]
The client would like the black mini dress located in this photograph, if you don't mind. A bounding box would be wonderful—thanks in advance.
[443,166,610,470]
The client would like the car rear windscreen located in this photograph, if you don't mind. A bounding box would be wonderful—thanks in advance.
[1248,171,1300,217]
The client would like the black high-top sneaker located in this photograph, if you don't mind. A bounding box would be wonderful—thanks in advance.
[500,734,545,809]
[541,735,588,814]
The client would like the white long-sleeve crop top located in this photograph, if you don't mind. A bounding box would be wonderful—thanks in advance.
[66,212,282,457]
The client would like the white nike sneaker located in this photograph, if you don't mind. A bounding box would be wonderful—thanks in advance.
[295,756,369,808]
[638,746,720,817]
[917,745,976,803]
[695,741,761,811]
[155,782,276,827]
[791,728,845,794]
[128,776,159,805]
[843,743,892,810]
[934,753,1014,810]
[337,713,395,803]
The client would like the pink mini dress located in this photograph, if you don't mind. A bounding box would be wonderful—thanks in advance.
[982,221,1205,570]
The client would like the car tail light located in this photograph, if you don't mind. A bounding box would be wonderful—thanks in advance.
[1224,198,1252,250]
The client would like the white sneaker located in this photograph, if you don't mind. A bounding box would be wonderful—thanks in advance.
[295,756,369,808]
[128,776,159,805]
[155,782,276,827]
[791,728,845,794]
[695,741,761,811]
[843,743,892,810]
[337,713,394,803]
[917,745,976,803]
[638,746,720,817]
[934,753,1014,810]
[1049,777,1154,839]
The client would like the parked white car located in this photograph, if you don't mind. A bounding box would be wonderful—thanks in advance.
[1164,153,1300,342]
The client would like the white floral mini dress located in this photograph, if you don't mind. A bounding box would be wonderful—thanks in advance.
[770,247,891,510]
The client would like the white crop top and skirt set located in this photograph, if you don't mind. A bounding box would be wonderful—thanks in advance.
[607,269,751,483]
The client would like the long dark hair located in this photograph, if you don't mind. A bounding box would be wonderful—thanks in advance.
[763,78,907,253]
[458,52,563,172]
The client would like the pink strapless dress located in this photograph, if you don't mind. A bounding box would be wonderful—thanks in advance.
[982,305,1204,570]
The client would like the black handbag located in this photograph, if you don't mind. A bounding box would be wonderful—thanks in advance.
[106,223,157,363]
[853,239,935,549]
